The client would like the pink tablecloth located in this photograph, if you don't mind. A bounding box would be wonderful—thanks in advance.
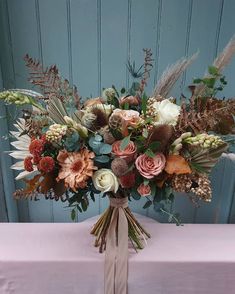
[0,215,235,294]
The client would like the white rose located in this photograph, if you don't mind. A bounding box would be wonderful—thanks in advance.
[92,169,119,193]
[152,98,180,126]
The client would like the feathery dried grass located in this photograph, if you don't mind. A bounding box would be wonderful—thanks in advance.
[153,52,198,98]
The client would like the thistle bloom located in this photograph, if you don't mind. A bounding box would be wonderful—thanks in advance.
[57,149,97,191]
[9,118,38,180]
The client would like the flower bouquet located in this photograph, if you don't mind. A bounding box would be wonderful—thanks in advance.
[1,40,235,255]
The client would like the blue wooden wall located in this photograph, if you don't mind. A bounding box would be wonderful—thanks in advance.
[0,0,234,223]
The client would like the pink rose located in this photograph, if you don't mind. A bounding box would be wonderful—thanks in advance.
[137,183,151,197]
[135,153,166,179]
[112,140,137,163]
[111,109,141,136]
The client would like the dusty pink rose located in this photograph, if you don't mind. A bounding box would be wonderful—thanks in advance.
[137,183,151,197]
[119,95,140,107]
[112,140,137,163]
[112,109,141,136]
[135,153,166,179]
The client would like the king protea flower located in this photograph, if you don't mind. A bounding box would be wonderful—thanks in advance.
[9,118,38,180]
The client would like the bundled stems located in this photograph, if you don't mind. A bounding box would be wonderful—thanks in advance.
[91,204,150,253]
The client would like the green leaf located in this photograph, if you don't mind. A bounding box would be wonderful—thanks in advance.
[120,135,131,150]
[77,205,82,213]
[142,128,148,138]
[94,155,110,163]
[71,208,76,221]
[143,200,152,209]
[193,78,202,84]
[208,65,219,75]
[144,148,155,158]
[124,102,129,110]
[141,93,148,116]
[144,179,149,186]
[99,143,112,154]
[149,141,160,151]
[120,87,126,94]
[81,198,88,211]
[203,77,216,88]
[131,189,141,200]
[90,191,95,202]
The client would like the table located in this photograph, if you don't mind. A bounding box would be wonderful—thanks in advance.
[0,215,235,294]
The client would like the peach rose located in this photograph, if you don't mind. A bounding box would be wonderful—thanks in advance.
[112,140,137,163]
[137,183,151,197]
[111,109,141,136]
[119,95,140,107]
[135,153,166,179]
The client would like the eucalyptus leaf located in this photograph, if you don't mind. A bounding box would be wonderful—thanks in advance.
[120,135,131,150]
[95,155,110,163]
[95,134,103,142]
[99,143,112,154]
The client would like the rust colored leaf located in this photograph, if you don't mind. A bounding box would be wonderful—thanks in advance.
[165,155,192,175]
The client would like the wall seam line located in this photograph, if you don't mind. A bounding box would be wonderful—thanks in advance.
[154,0,162,85]
[126,0,132,89]
[35,0,43,65]
[5,0,16,87]
[181,0,193,88]
[214,0,224,59]
[66,0,73,85]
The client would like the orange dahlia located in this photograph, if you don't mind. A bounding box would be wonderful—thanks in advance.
[56,149,97,191]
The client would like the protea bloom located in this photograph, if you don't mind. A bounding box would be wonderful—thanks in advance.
[9,118,38,180]
[57,149,97,191]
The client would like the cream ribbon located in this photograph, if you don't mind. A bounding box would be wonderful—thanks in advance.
[104,197,128,294]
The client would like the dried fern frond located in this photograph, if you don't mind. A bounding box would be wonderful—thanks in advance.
[175,97,235,136]
[139,48,154,95]
[194,36,235,97]
[24,54,80,108]
[48,96,69,124]
[153,52,198,98]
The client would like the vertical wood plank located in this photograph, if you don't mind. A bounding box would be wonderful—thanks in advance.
[128,0,160,216]
[101,0,129,90]
[155,0,190,98]
[70,0,99,97]
[37,0,71,222]
[184,0,222,89]
[7,0,51,222]
[215,0,235,98]
[195,154,235,223]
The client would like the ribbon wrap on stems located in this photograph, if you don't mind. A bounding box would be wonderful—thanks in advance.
[104,197,128,294]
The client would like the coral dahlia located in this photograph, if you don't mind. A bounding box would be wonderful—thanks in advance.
[39,156,55,173]
[57,149,97,191]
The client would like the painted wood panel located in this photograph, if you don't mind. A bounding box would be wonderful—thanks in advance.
[0,0,234,223]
